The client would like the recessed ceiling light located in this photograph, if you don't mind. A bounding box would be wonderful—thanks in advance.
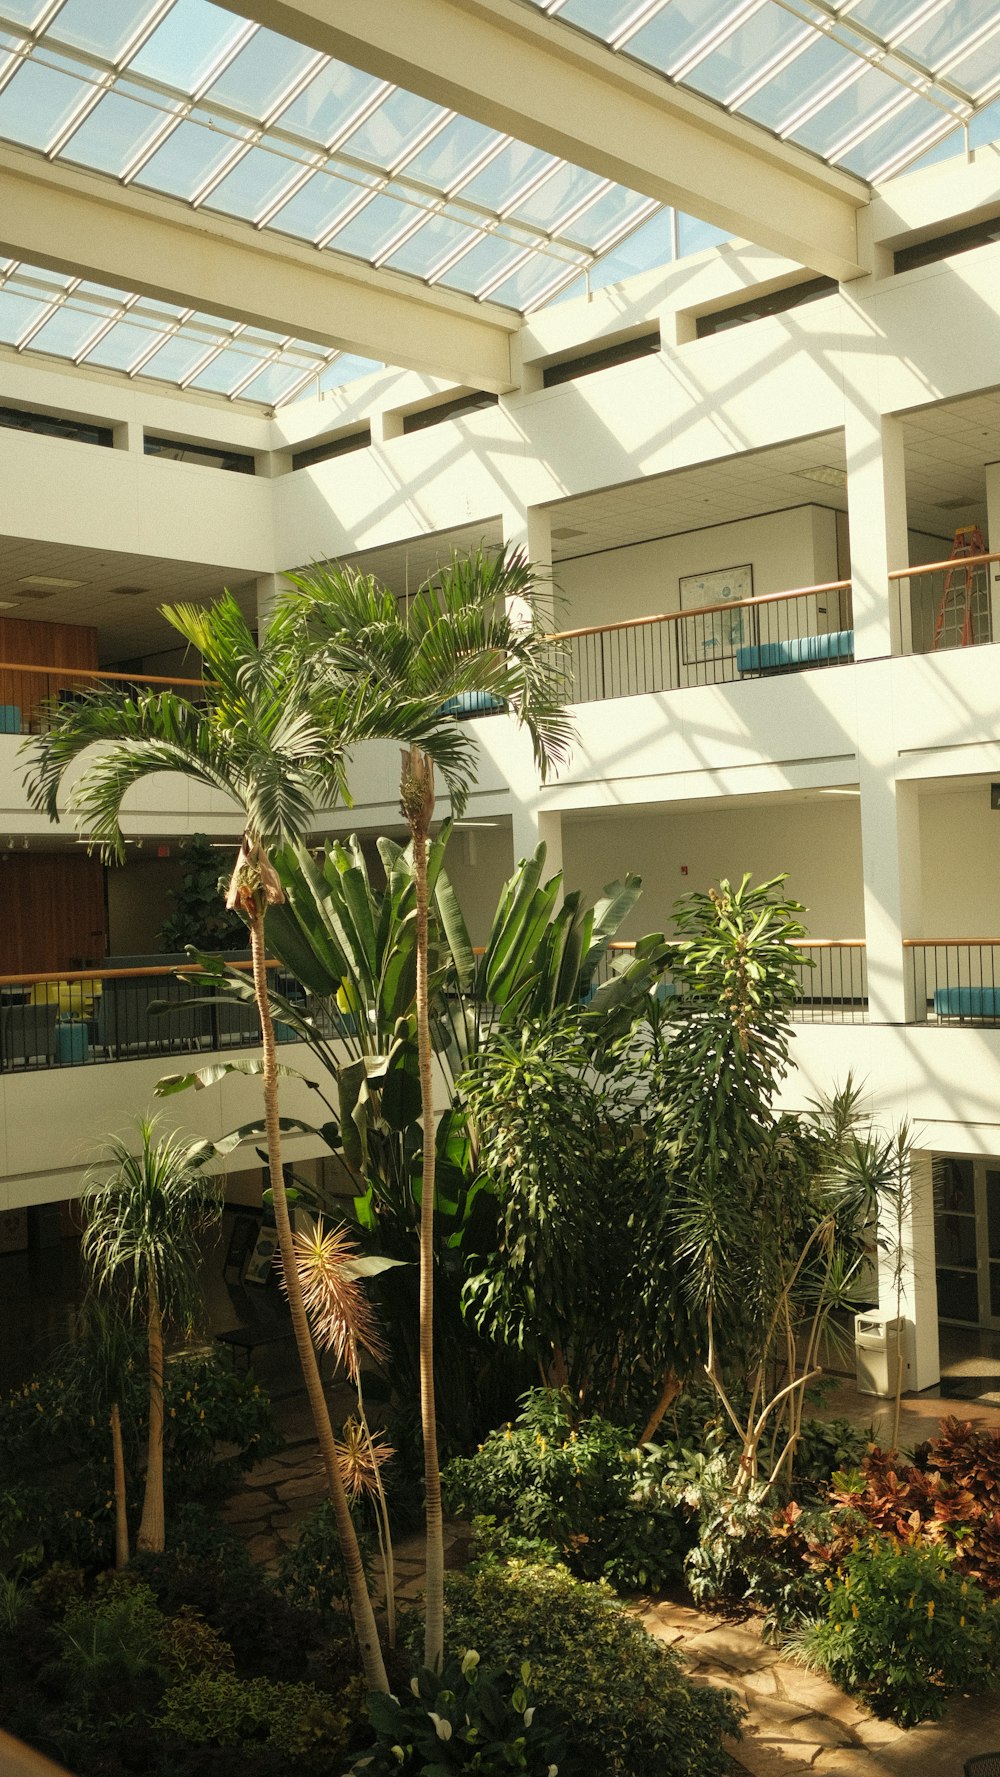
[794,466,847,489]
[18,574,84,590]
[935,496,978,511]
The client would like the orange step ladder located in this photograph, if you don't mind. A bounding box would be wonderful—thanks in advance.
[932,523,989,650]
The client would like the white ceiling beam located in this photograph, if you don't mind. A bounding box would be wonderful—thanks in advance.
[216,0,868,279]
[0,148,517,393]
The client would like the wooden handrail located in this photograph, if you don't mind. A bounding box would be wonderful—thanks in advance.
[903,937,1000,947]
[0,960,280,988]
[0,661,208,689]
[888,551,1000,580]
[547,579,852,643]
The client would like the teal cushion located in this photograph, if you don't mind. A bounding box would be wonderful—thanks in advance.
[736,630,854,673]
[438,691,506,718]
[934,986,1000,1019]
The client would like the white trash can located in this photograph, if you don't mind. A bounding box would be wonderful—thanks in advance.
[854,1311,904,1397]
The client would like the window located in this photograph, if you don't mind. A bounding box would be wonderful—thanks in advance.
[542,331,660,387]
[894,215,1000,276]
[401,391,499,434]
[292,428,371,470]
[0,404,113,447]
[695,278,837,338]
[144,434,255,474]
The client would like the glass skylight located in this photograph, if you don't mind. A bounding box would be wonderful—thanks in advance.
[530,0,1000,184]
[0,0,707,335]
[0,257,380,405]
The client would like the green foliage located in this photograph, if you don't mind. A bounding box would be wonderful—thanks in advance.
[443,1390,684,1591]
[162,1357,282,1496]
[157,1604,235,1679]
[158,1669,360,1764]
[59,1581,164,1713]
[829,1417,1000,1594]
[795,1538,1000,1725]
[439,1559,743,1777]
[275,1498,375,1620]
[158,833,247,953]
[360,1650,573,1775]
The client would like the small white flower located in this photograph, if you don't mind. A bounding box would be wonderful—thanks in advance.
[524,1707,535,1727]
[410,1677,421,1697]
[547,1766,559,1776]
[461,1649,481,1676]
[391,1748,405,1765]
[428,1713,453,1742]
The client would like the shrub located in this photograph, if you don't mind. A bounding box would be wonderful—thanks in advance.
[795,1537,1000,1725]
[442,1389,684,1591]
[830,1418,1000,1594]
[275,1499,374,1620]
[437,1558,742,1776]
[162,1358,281,1499]
[158,1669,360,1766]
[359,1650,574,1774]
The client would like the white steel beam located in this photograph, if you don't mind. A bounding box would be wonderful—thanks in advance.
[0,149,518,393]
[215,0,868,279]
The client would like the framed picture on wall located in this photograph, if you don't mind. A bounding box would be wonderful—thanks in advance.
[679,564,753,665]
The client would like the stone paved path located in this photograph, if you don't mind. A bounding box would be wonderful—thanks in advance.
[221,1425,1000,1775]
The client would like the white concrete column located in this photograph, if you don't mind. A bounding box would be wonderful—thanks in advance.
[111,418,143,454]
[982,460,1000,640]
[509,803,563,877]
[845,409,909,660]
[858,732,922,1025]
[877,1149,940,1392]
[255,573,293,631]
[503,503,557,626]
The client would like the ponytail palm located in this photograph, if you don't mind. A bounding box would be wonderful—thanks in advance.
[290,545,571,1669]
[23,591,388,1691]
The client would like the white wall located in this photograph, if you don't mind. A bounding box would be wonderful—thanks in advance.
[919,784,1000,936]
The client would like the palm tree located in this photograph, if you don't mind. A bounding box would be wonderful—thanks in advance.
[23,592,389,1691]
[81,1118,223,1554]
[288,545,572,1669]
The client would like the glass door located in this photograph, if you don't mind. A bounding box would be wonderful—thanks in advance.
[984,1170,1000,1327]
[934,1156,980,1324]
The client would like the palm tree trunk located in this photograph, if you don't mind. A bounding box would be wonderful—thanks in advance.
[110,1402,129,1568]
[137,1278,164,1554]
[410,802,445,1672]
[248,902,388,1694]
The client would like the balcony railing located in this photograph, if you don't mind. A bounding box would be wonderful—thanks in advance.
[0,661,208,736]
[595,939,867,1023]
[890,551,1000,656]
[549,578,854,705]
[906,940,1000,1025]
[0,961,315,1072]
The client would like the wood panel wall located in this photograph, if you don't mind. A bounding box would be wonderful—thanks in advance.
[0,617,99,732]
[0,854,107,974]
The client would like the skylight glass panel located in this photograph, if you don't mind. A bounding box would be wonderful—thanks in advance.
[555,0,651,35]
[47,0,162,61]
[128,0,248,91]
[566,187,653,251]
[677,213,731,255]
[687,11,813,106]
[739,35,861,132]
[338,89,443,168]
[139,331,221,382]
[382,210,472,276]
[585,210,675,293]
[458,140,554,209]
[318,352,380,391]
[899,0,993,66]
[132,117,252,201]
[275,58,384,146]
[0,288,49,342]
[26,301,113,358]
[627,0,745,78]
[236,358,310,404]
[0,56,91,151]
[84,319,163,370]
[432,232,526,295]
[511,162,607,229]
[203,26,318,117]
[945,33,1000,105]
[793,63,912,159]
[201,144,304,222]
[325,192,420,260]
[842,96,939,179]
[2,0,52,24]
[486,252,578,310]
[269,167,377,242]
[188,348,257,394]
[402,115,501,188]
[59,86,179,177]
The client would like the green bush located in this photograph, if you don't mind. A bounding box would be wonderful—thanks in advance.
[443,1389,684,1591]
[359,1650,574,1774]
[437,1558,742,1776]
[158,1669,360,1765]
[275,1498,374,1620]
[795,1537,1000,1725]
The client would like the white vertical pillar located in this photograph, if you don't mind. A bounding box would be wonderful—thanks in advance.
[859,749,922,1025]
[254,573,293,631]
[845,409,909,660]
[877,1149,940,1392]
[503,504,563,889]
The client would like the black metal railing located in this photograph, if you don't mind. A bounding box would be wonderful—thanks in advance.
[0,961,311,1071]
[551,579,854,705]
[906,940,1000,1025]
[890,552,1000,656]
[591,939,867,1023]
[0,661,209,737]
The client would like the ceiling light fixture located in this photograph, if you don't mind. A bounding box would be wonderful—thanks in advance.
[793,466,847,489]
[17,574,85,589]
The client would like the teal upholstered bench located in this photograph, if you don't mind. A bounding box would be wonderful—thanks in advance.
[438,691,506,718]
[0,706,21,734]
[736,630,854,675]
[934,986,1000,1020]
